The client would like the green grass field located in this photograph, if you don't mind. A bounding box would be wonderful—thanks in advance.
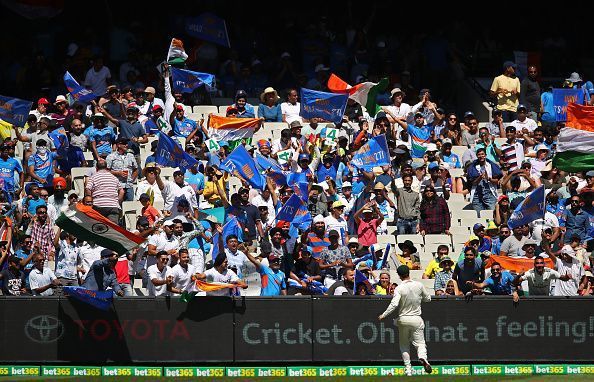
[2,376,594,381]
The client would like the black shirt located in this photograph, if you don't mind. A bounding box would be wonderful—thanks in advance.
[1,268,26,296]
[240,203,261,241]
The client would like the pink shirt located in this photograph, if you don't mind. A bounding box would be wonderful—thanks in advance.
[357,219,379,246]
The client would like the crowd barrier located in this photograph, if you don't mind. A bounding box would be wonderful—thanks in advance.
[1,296,593,363]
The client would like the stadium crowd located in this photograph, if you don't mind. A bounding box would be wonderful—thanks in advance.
[1,20,594,300]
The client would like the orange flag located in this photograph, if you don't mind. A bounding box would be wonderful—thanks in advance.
[207,115,260,141]
[486,255,554,274]
[195,280,237,292]
[567,103,594,132]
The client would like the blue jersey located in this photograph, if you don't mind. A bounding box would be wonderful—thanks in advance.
[441,153,461,168]
[172,117,197,138]
[0,157,22,192]
[484,271,515,295]
[184,172,205,193]
[258,264,286,296]
[407,124,434,158]
[23,197,46,216]
[87,126,116,156]
[27,152,57,186]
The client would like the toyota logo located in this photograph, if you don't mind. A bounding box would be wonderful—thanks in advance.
[24,315,64,344]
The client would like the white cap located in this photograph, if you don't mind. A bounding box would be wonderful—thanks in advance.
[426,143,438,152]
[342,181,352,188]
[54,95,67,104]
[561,245,577,259]
[313,214,325,223]
[535,144,550,152]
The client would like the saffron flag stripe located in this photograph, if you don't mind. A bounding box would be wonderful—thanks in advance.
[208,115,260,141]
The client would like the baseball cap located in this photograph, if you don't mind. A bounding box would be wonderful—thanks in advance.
[290,120,303,129]
[503,61,517,70]
[428,162,439,171]
[468,235,480,243]
[144,86,156,94]
[298,153,310,162]
[517,104,527,112]
[54,95,67,104]
[174,104,184,111]
[342,181,352,188]
[426,143,438,152]
[226,105,238,114]
[37,98,50,105]
[100,249,117,258]
[152,105,163,112]
[332,201,345,209]
[586,170,594,178]
[464,110,475,118]
[442,138,453,146]
[328,229,340,238]
[473,223,485,231]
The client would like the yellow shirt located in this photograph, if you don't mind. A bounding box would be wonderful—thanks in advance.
[374,284,389,295]
[396,254,420,270]
[0,119,13,141]
[490,74,521,111]
[423,259,443,279]
[203,173,228,205]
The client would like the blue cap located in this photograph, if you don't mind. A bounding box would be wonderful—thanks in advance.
[298,153,310,161]
[219,140,229,147]
[517,104,527,112]
[464,110,475,118]
[428,162,439,171]
[503,61,517,70]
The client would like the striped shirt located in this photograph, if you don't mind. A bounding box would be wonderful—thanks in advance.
[500,141,524,171]
[307,232,331,259]
[86,170,122,208]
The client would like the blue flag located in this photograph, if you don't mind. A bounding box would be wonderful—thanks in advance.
[63,286,113,311]
[171,67,215,93]
[185,13,230,48]
[300,88,348,124]
[155,132,198,171]
[256,153,288,186]
[507,185,545,229]
[63,71,97,103]
[211,216,244,264]
[351,134,390,171]
[219,145,266,190]
[0,95,33,127]
[379,243,391,269]
[354,269,373,295]
[553,88,584,122]
[287,172,309,203]
[276,194,303,223]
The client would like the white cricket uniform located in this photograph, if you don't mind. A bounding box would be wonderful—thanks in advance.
[379,279,431,371]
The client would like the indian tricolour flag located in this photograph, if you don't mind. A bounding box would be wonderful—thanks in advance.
[56,203,145,254]
[553,103,594,172]
[327,73,388,117]
[166,38,188,65]
[207,115,260,141]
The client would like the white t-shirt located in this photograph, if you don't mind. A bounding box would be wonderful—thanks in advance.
[203,267,239,296]
[147,264,171,296]
[84,66,111,96]
[385,103,412,120]
[553,258,584,296]
[148,232,180,268]
[29,267,57,296]
[225,249,248,277]
[162,181,198,212]
[529,212,559,244]
[510,117,538,133]
[281,102,302,124]
[167,263,197,296]
[324,215,348,242]
[78,243,104,280]
[519,267,560,296]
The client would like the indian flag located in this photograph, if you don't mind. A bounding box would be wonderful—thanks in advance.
[327,73,388,117]
[208,114,260,142]
[56,203,145,254]
[553,103,594,171]
[166,38,188,65]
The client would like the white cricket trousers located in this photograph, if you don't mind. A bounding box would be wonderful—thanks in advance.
[396,315,427,368]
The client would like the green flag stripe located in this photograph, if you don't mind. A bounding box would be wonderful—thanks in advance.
[553,151,594,172]
[56,215,129,254]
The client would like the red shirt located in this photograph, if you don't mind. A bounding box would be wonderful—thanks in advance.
[142,205,161,225]
[114,257,130,284]
[357,219,379,246]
